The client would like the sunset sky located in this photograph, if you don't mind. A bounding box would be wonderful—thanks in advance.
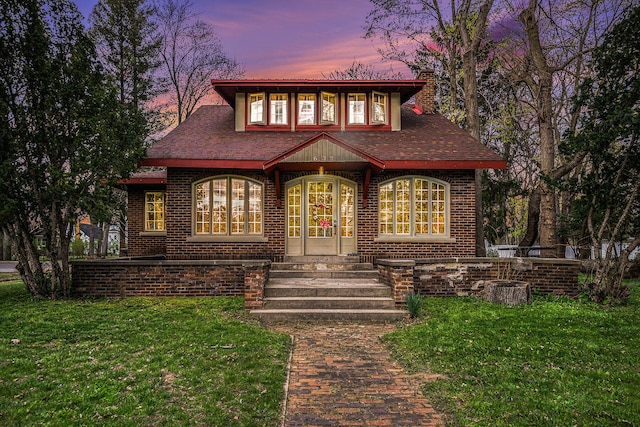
[73,0,412,79]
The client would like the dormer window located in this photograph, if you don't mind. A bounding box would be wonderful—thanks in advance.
[245,90,391,129]
[348,93,366,125]
[270,94,288,125]
[298,94,316,125]
[249,93,266,124]
[321,92,337,124]
[372,92,387,124]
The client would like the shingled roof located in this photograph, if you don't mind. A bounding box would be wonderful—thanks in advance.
[141,104,505,172]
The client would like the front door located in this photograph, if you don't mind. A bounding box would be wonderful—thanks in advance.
[286,176,356,256]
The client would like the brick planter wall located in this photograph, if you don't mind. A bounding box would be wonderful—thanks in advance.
[71,258,270,309]
[377,258,580,304]
[377,260,415,307]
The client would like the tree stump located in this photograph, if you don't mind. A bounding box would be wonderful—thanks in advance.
[482,280,532,305]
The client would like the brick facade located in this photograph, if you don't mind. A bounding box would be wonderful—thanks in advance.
[127,168,476,262]
[378,258,581,304]
[127,185,167,256]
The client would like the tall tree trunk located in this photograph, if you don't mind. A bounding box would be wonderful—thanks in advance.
[462,45,485,256]
[6,222,47,298]
[1,229,11,260]
[458,0,494,257]
[518,185,541,255]
[88,223,95,258]
[520,1,561,258]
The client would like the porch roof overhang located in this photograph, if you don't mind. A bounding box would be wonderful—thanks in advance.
[119,169,167,185]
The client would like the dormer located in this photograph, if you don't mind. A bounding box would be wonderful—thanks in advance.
[211,70,434,132]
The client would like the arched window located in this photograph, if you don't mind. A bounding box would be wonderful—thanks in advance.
[194,176,263,236]
[379,177,448,237]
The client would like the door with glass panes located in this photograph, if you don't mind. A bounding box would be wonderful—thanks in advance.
[285,176,356,256]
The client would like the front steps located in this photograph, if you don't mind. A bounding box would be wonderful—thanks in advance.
[269,255,378,280]
[251,257,407,323]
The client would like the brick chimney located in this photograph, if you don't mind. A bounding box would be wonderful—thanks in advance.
[415,69,435,114]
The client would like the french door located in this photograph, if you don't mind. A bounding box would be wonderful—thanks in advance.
[286,176,356,256]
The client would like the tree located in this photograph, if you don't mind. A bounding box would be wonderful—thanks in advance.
[497,0,630,257]
[365,0,495,256]
[89,0,162,109]
[88,0,161,256]
[562,4,640,302]
[0,0,146,298]
[323,59,405,80]
[156,0,244,124]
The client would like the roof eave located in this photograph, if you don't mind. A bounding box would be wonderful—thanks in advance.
[140,158,266,169]
[212,79,426,108]
[384,160,507,170]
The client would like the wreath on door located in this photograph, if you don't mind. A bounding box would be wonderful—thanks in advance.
[312,201,332,229]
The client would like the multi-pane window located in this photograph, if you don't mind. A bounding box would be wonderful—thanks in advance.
[145,191,165,231]
[249,93,265,124]
[270,94,288,125]
[340,184,354,238]
[321,92,337,124]
[348,93,366,124]
[379,177,448,237]
[195,177,263,235]
[298,94,316,125]
[248,91,390,127]
[287,184,302,237]
[372,92,387,124]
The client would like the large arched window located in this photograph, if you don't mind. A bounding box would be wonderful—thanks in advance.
[194,176,263,236]
[378,176,449,238]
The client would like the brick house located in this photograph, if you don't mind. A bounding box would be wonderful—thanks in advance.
[73,70,581,309]
[123,70,506,262]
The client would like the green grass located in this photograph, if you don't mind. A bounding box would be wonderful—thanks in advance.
[0,281,290,426]
[383,283,640,426]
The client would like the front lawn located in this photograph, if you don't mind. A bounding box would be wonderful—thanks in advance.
[0,281,290,426]
[383,283,640,426]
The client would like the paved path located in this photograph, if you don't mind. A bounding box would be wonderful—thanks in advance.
[272,323,445,427]
[0,261,18,273]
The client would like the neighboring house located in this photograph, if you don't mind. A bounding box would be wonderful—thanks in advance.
[78,223,121,255]
[122,70,506,262]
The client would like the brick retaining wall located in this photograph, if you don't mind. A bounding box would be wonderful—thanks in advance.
[72,258,269,309]
[377,258,580,305]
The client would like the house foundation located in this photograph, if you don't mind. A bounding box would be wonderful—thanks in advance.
[72,257,579,308]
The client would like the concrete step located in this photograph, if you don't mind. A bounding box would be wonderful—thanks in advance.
[269,269,379,279]
[283,255,359,263]
[250,308,407,323]
[264,279,391,298]
[252,277,407,322]
[263,296,397,310]
[272,262,375,271]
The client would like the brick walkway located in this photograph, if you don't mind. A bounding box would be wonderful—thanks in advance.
[272,323,445,427]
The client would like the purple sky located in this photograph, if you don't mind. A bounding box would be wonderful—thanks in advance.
[73,0,411,79]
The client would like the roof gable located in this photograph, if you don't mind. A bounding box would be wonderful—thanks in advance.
[263,132,385,174]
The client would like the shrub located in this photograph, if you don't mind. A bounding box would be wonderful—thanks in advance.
[406,292,425,318]
[71,238,85,257]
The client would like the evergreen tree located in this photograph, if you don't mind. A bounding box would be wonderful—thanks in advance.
[89,0,162,108]
[0,0,146,298]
